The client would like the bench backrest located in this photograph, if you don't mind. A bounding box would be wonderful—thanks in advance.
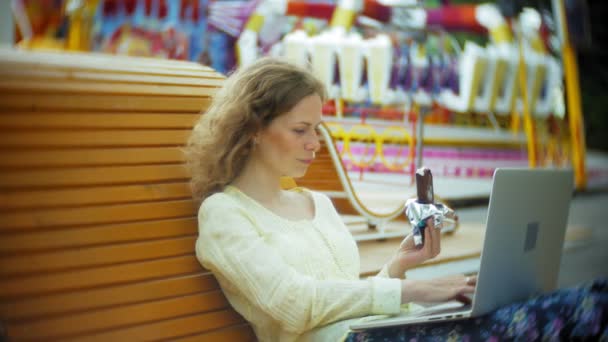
[0,48,255,341]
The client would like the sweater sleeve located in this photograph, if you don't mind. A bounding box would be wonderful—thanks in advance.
[195,195,402,334]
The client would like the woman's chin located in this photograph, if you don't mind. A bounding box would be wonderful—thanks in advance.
[289,168,308,179]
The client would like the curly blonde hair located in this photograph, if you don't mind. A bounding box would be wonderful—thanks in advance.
[185,58,327,203]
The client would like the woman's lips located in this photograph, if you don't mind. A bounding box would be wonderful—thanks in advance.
[298,159,314,165]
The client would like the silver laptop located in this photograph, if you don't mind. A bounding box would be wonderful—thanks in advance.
[351,168,574,330]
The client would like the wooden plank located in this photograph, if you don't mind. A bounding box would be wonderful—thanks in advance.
[0,113,199,129]
[0,236,197,276]
[60,310,245,342]
[0,273,218,320]
[296,181,343,191]
[5,291,230,340]
[0,48,220,75]
[299,169,342,178]
[302,170,338,177]
[0,164,189,189]
[0,69,224,87]
[0,129,190,147]
[0,94,210,112]
[74,69,223,83]
[308,160,338,167]
[0,199,196,231]
[172,324,256,342]
[295,174,337,182]
[297,175,341,184]
[298,165,339,174]
[312,155,335,161]
[0,217,197,253]
[297,178,341,185]
[328,199,360,217]
[0,62,222,81]
[0,182,191,210]
[0,255,203,298]
[301,164,338,175]
[0,79,220,97]
[0,147,185,168]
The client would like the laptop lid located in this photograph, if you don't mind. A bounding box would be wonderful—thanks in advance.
[471,168,574,316]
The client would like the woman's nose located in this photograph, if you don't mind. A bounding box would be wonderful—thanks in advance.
[305,134,320,152]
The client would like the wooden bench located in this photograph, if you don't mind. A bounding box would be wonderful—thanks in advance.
[0,48,256,341]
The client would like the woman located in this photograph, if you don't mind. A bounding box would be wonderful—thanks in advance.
[186,58,607,341]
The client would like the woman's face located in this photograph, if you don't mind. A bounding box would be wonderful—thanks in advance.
[253,94,322,178]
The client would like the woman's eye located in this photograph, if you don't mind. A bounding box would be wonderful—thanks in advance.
[293,129,306,135]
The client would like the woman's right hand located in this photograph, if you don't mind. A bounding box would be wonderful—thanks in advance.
[400,275,477,304]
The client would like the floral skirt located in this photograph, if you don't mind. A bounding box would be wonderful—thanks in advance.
[346,278,608,341]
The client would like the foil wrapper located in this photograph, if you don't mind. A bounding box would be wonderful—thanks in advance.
[405,198,455,247]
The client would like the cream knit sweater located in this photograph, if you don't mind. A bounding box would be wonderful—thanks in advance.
[195,186,402,342]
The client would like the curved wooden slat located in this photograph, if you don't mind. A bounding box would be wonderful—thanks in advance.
[0,255,203,298]
[0,113,199,129]
[5,291,230,340]
[301,169,346,178]
[0,164,188,189]
[332,198,363,216]
[0,147,185,169]
[0,236,197,276]
[0,69,224,87]
[0,217,197,253]
[0,273,217,320]
[0,94,210,112]
[0,182,191,210]
[297,181,344,191]
[0,129,190,147]
[0,79,219,97]
[61,310,246,342]
[172,324,256,342]
[0,47,217,72]
[0,199,196,231]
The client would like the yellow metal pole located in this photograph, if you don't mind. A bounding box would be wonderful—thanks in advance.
[510,106,521,134]
[66,0,100,51]
[516,22,538,168]
[553,0,587,189]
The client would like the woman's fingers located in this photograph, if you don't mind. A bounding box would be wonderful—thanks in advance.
[430,219,440,257]
[404,276,477,303]
[426,217,435,229]
[402,233,415,250]
[422,224,433,258]
[465,275,477,286]
[454,293,472,305]
[423,217,440,258]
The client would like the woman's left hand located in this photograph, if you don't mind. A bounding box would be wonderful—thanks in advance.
[387,217,441,278]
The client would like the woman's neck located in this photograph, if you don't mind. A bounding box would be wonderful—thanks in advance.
[230,159,283,205]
